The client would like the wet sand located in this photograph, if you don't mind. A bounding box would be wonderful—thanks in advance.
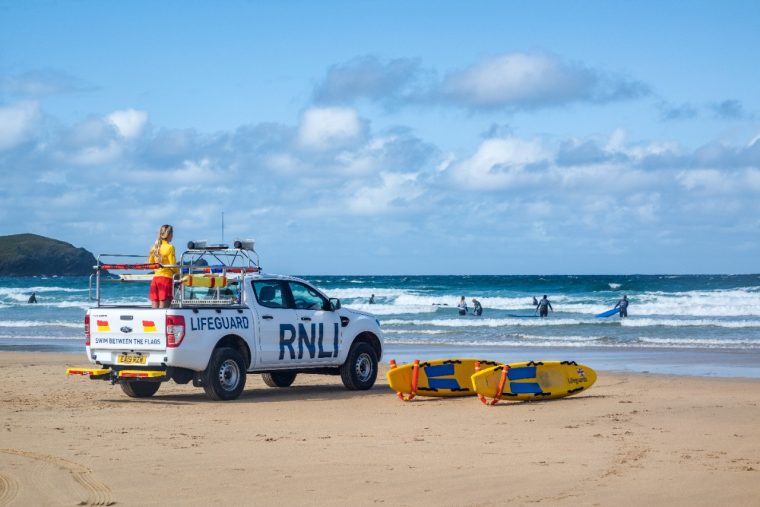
[1,352,759,506]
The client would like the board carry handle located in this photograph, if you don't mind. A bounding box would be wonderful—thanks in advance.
[390,359,420,402]
[475,362,510,406]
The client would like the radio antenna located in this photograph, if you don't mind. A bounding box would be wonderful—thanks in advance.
[221,211,225,243]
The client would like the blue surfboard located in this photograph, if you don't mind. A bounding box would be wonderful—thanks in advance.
[595,308,619,318]
[507,314,539,318]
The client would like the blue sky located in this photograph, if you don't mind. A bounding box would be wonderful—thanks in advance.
[1,1,759,274]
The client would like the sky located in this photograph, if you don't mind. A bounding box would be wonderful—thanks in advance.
[1,0,759,275]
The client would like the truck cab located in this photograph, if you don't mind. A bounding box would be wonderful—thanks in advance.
[69,241,383,401]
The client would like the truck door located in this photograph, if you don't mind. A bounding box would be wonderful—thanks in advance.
[287,281,341,364]
[251,280,300,367]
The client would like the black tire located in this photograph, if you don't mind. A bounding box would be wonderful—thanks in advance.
[340,341,378,390]
[203,347,247,401]
[261,371,297,387]
[120,380,160,398]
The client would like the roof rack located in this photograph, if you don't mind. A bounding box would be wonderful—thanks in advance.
[89,239,261,308]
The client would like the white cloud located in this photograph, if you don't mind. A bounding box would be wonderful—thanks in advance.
[0,101,39,150]
[442,53,594,108]
[297,107,363,151]
[346,172,422,215]
[107,109,148,139]
[67,140,123,165]
[313,52,648,111]
[449,137,548,190]
[677,169,733,193]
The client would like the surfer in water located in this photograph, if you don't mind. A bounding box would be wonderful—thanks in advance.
[535,295,553,318]
[472,298,483,316]
[369,294,375,304]
[614,295,629,318]
[28,292,37,303]
[457,296,468,316]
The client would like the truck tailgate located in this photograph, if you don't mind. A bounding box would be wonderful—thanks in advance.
[89,309,167,352]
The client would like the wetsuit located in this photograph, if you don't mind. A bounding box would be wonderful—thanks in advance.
[615,298,629,317]
[537,298,552,317]
[473,300,483,316]
[457,301,467,316]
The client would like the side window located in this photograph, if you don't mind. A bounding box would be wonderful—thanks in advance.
[288,282,327,310]
[252,281,289,309]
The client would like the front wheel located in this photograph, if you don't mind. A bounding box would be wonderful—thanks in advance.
[120,380,160,398]
[261,371,297,387]
[203,347,247,401]
[340,342,378,390]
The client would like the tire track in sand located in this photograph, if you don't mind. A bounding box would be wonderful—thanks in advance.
[0,448,114,506]
[0,472,20,507]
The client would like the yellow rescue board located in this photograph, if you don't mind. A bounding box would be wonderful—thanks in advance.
[387,358,502,397]
[470,361,597,401]
[181,274,227,288]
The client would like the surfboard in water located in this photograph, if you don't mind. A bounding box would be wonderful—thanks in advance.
[595,308,619,318]
[387,358,502,397]
[506,314,539,318]
[471,360,597,401]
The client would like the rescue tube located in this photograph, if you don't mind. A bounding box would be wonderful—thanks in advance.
[181,274,228,288]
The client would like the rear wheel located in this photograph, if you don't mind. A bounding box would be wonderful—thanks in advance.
[261,371,297,387]
[203,347,247,401]
[120,380,160,398]
[340,342,377,390]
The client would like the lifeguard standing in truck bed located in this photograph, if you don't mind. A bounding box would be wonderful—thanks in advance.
[148,224,178,308]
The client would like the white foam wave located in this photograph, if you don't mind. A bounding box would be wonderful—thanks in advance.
[383,329,448,335]
[381,318,600,327]
[343,303,437,315]
[638,337,759,346]
[0,286,87,302]
[385,337,760,349]
[609,283,622,289]
[621,318,760,328]
[0,320,80,328]
[320,287,411,300]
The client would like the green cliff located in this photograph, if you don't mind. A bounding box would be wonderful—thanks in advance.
[0,233,97,276]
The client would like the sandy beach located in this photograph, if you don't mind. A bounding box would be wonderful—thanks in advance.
[1,352,759,506]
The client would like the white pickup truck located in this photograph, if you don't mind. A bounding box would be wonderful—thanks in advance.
[68,243,383,401]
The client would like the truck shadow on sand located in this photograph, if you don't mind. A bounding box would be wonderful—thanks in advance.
[104,384,390,405]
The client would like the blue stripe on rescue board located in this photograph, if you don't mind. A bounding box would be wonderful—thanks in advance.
[428,378,462,390]
[507,367,536,381]
[509,382,543,394]
[424,363,455,377]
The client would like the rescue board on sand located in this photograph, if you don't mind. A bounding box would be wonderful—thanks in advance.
[471,361,597,402]
[387,358,502,399]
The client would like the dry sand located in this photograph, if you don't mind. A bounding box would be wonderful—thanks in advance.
[1,352,759,506]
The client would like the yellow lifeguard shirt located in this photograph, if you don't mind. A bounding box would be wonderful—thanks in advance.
[148,241,178,279]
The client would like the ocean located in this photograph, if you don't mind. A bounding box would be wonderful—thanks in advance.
[2,274,760,378]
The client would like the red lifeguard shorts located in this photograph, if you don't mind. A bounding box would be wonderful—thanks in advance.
[149,276,174,301]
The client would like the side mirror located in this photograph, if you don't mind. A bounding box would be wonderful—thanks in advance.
[329,298,341,310]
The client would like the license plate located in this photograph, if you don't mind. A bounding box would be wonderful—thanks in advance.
[117,354,147,365]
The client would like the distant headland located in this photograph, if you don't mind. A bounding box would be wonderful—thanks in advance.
[0,233,97,276]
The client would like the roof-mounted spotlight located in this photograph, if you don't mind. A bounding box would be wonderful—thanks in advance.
[187,240,207,249]
[233,239,255,251]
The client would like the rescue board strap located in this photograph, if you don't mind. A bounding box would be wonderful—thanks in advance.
[391,359,420,402]
[475,362,510,406]
[98,263,164,270]
[66,367,111,376]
